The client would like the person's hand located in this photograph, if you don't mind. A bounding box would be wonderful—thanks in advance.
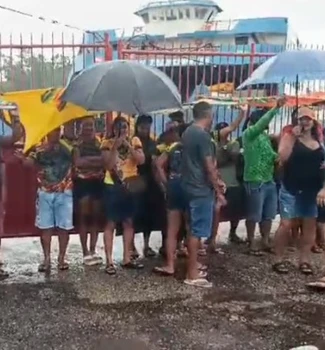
[317,187,325,207]
[113,136,124,148]
[217,193,227,207]
[122,139,132,149]
[217,179,226,194]
[13,148,25,161]
[320,162,325,170]
[238,104,248,114]
[292,125,302,137]
[276,96,287,108]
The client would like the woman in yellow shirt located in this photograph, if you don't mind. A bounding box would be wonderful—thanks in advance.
[101,116,145,274]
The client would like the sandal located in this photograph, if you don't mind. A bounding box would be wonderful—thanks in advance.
[197,263,208,272]
[131,249,140,260]
[312,245,323,254]
[38,262,51,273]
[299,262,314,275]
[272,261,291,274]
[58,262,69,271]
[105,264,117,275]
[248,249,265,257]
[306,277,325,291]
[0,268,9,280]
[229,233,245,244]
[122,260,144,270]
[153,266,174,276]
[144,247,156,258]
[184,278,213,288]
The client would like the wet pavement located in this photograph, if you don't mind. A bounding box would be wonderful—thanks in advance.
[1,218,325,350]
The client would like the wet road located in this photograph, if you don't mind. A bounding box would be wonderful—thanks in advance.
[1,219,325,350]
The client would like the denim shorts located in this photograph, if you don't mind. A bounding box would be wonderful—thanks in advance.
[244,181,277,222]
[279,185,318,219]
[166,177,187,211]
[36,189,74,230]
[187,193,215,239]
[103,184,137,223]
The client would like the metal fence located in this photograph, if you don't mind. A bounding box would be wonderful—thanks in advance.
[1,34,325,136]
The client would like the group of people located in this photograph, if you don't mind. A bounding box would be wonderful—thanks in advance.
[1,97,325,290]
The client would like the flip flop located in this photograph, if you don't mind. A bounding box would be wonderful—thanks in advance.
[105,264,117,275]
[153,266,174,276]
[184,278,213,288]
[0,268,9,280]
[38,263,51,273]
[311,246,323,254]
[306,277,325,291]
[272,261,291,274]
[248,249,265,257]
[144,247,156,258]
[299,263,314,275]
[122,261,144,270]
[197,263,208,272]
[58,262,69,271]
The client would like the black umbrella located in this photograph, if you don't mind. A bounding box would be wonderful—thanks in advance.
[61,60,182,114]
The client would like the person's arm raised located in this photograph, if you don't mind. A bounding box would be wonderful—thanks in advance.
[219,104,248,140]
[244,96,287,141]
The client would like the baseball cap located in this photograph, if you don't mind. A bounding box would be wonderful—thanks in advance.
[297,106,316,120]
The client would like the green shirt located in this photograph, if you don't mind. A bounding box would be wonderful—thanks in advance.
[243,108,278,183]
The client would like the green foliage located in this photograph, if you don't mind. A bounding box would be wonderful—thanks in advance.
[0,52,72,92]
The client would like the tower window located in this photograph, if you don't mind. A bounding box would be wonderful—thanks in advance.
[142,12,149,24]
[185,8,191,18]
[235,36,249,45]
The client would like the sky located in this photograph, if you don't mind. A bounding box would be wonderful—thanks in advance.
[0,0,324,45]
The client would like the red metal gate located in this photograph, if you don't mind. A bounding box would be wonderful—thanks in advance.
[0,35,305,238]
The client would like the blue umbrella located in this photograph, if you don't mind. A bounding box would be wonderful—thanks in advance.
[237,50,325,89]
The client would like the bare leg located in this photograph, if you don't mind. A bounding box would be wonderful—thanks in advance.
[77,198,90,258]
[299,218,316,266]
[58,229,70,269]
[162,210,182,274]
[122,219,134,265]
[39,229,53,271]
[209,205,220,252]
[103,222,115,266]
[246,220,257,250]
[186,235,200,280]
[89,200,101,256]
[259,219,272,250]
[273,219,292,263]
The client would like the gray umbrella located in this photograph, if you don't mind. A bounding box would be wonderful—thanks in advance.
[61,60,182,114]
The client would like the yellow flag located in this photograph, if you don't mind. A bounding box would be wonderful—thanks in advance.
[2,88,95,152]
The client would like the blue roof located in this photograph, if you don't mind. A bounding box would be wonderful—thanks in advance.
[135,0,222,15]
[180,17,288,38]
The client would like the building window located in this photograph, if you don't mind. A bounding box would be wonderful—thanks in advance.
[235,36,249,45]
[142,12,149,24]
[151,12,157,20]
[166,9,177,20]
[185,8,191,19]
[195,8,208,19]
[158,10,165,21]
[178,9,183,19]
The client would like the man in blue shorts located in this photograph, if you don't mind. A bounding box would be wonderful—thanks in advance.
[181,101,225,288]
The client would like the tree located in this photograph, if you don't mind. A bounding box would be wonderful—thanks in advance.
[0,51,72,92]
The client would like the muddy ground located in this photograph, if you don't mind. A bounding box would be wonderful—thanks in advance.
[0,220,325,350]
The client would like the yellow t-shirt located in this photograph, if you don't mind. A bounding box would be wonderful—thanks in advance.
[100,136,142,185]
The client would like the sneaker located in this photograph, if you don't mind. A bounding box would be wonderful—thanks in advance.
[83,255,95,266]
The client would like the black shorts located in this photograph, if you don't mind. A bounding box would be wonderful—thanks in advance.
[73,178,103,202]
[220,186,246,222]
[317,206,325,223]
